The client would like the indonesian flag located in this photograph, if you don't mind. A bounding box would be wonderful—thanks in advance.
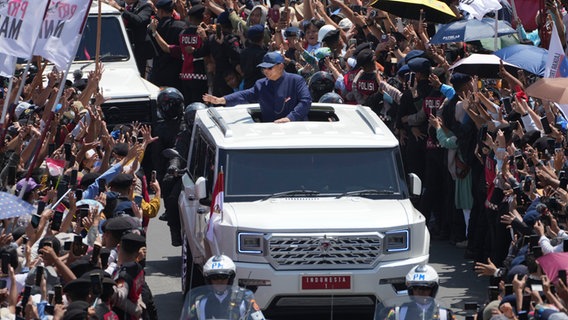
[45,158,66,176]
[544,23,568,78]
[33,0,93,70]
[459,0,502,20]
[206,169,224,244]
[0,0,50,59]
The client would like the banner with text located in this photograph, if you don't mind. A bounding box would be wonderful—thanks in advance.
[544,23,568,78]
[33,0,92,70]
[0,0,49,58]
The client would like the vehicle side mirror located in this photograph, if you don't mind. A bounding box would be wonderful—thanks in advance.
[407,173,422,196]
[195,177,207,200]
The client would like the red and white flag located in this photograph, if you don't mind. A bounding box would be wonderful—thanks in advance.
[0,0,50,59]
[206,169,224,244]
[45,157,66,176]
[33,0,92,70]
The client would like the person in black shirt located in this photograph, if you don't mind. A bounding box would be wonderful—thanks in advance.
[106,0,155,76]
[240,24,267,90]
[149,0,185,90]
[208,11,242,97]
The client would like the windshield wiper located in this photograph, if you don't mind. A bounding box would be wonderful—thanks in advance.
[262,190,319,201]
[336,189,395,199]
[79,55,129,69]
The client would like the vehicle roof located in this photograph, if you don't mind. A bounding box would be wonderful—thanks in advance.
[195,103,399,149]
[89,1,121,15]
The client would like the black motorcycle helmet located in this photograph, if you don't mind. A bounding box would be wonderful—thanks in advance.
[308,71,335,102]
[184,102,208,128]
[157,87,184,120]
[318,92,344,104]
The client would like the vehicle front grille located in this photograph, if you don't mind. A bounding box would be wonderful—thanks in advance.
[101,99,156,127]
[267,233,382,270]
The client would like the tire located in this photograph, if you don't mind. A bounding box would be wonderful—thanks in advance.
[181,231,204,295]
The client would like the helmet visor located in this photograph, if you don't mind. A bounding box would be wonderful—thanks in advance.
[207,274,231,281]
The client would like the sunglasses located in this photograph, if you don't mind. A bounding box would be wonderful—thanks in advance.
[209,274,230,281]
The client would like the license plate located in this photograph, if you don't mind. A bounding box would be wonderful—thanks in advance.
[301,275,351,290]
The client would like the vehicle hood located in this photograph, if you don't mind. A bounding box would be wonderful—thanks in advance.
[224,198,410,231]
[68,64,158,100]
[98,68,158,100]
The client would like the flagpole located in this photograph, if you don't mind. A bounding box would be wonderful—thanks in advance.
[20,34,83,200]
[95,0,102,73]
[0,60,16,125]
[494,10,498,50]
[0,59,18,150]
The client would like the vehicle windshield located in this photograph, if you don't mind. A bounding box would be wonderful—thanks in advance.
[225,148,403,199]
[74,16,129,62]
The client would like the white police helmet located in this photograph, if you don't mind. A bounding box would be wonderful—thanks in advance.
[405,264,439,297]
[203,255,237,285]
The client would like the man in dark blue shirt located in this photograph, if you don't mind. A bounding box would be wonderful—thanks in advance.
[203,52,312,122]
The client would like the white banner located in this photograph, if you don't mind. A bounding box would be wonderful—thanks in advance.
[459,0,502,20]
[0,53,16,77]
[0,0,49,58]
[33,0,92,70]
[545,23,568,78]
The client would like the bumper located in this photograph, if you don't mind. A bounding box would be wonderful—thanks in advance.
[234,253,429,311]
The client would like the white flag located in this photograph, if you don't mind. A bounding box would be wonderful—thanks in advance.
[459,0,502,20]
[544,23,568,78]
[0,0,49,58]
[0,53,16,77]
[33,0,92,70]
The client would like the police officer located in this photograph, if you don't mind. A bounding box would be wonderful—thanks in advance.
[183,255,265,320]
[308,71,335,102]
[208,11,242,97]
[106,0,154,76]
[151,88,185,223]
[149,0,185,90]
[151,88,185,184]
[163,103,207,246]
[319,92,344,104]
[383,264,455,320]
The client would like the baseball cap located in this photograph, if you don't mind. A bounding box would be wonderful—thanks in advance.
[257,51,284,68]
[16,178,39,194]
[355,48,375,69]
[247,24,264,40]
[408,57,431,74]
[155,0,174,10]
[317,24,336,43]
[338,18,353,31]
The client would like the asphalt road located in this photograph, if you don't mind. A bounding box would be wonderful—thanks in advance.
[145,211,490,320]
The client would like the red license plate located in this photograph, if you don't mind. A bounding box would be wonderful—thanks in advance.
[301,275,351,290]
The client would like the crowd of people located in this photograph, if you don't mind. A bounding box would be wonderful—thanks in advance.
[2,0,568,318]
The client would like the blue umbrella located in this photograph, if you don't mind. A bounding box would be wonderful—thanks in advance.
[430,18,516,44]
[0,192,35,219]
[493,44,548,77]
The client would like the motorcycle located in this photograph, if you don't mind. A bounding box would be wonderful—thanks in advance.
[180,285,266,320]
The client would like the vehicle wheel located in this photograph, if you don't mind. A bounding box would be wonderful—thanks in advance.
[181,231,204,295]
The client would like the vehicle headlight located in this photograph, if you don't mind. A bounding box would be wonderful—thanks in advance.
[237,232,264,254]
[385,230,409,252]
